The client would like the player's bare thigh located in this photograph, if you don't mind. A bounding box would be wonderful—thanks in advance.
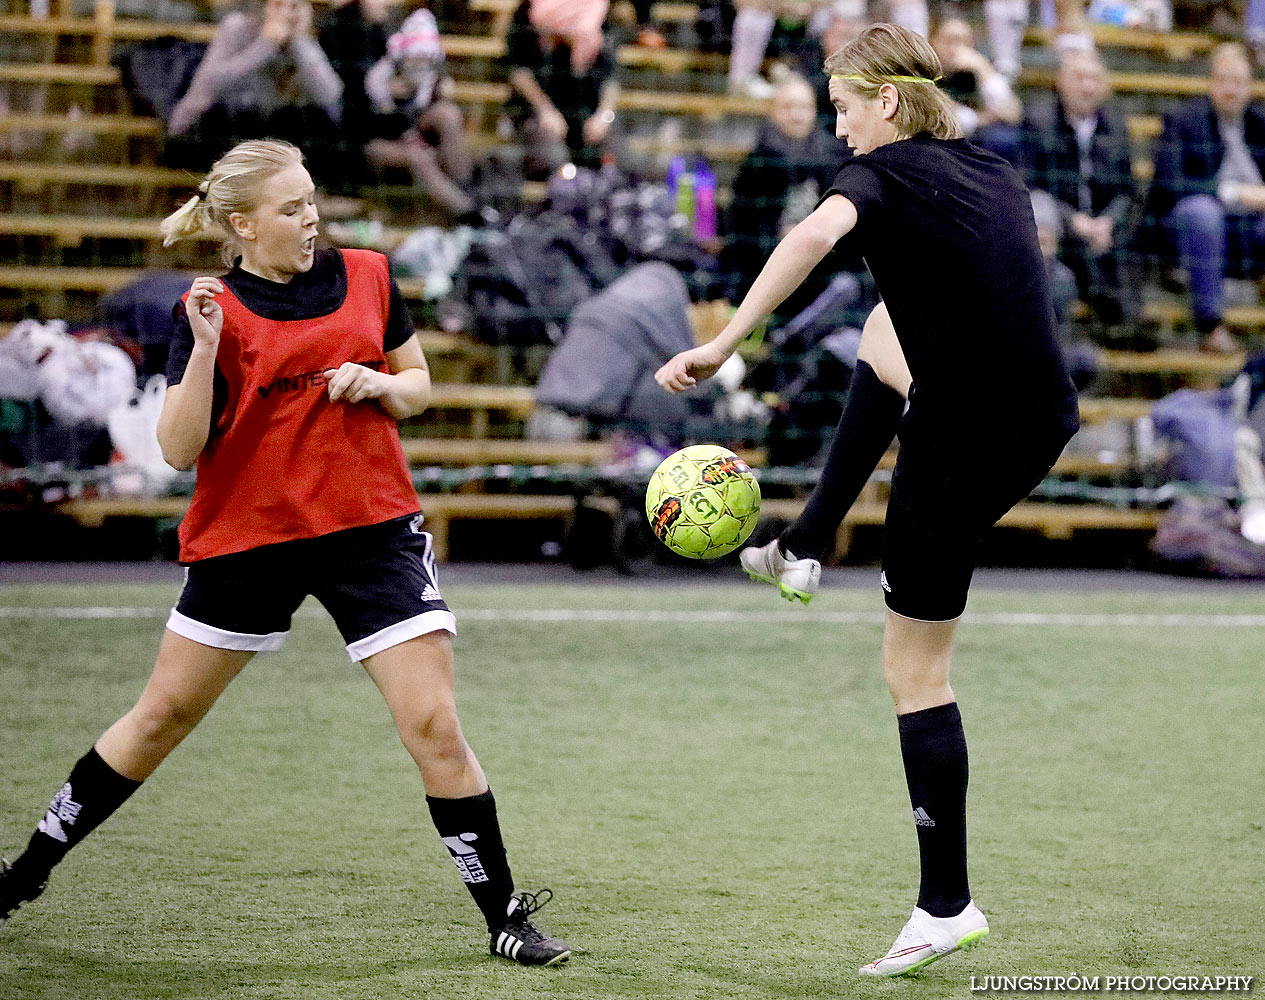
[857,302,912,399]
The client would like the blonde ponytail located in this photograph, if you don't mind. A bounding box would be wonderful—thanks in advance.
[159,182,218,249]
[158,140,304,266]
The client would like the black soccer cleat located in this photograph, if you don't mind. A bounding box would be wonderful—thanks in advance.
[0,858,47,921]
[489,889,571,966]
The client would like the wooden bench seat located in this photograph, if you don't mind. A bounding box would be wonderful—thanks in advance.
[0,15,218,45]
[1020,67,1265,98]
[0,62,120,85]
[1024,24,1216,57]
[1099,347,1245,374]
[0,214,206,243]
[440,34,728,72]
[468,0,700,24]
[0,163,192,186]
[50,488,1159,563]
[761,498,1161,553]
[1078,397,1155,423]
[49,492,577,561]
[402,438,613,466]
[449,80,770,118]
[0,112,161,136]
[0,265,199,293]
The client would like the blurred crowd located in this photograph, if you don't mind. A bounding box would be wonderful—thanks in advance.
[118,0,1265,361]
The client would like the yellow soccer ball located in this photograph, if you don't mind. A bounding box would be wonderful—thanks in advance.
[645,445,761,559]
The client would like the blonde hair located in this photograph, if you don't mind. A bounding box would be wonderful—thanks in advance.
[160,139,305,266]
[824,23,963,141]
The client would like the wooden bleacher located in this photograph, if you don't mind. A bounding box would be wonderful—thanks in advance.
[1020,66,1265,99]
[1023,24,1218,58]
[1,1,1248,560]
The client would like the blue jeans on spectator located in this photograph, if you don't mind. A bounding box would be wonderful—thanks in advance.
[1168,194,1265,332]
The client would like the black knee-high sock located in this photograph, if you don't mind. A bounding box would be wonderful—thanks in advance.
[897,703,971,918]
[13,747,142,884]
[427,790,516,932]
[779,361,905,560]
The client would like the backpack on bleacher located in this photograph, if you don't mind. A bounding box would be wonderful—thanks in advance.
[452,214,618,346]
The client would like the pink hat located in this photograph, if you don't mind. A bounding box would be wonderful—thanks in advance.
[387,8,443,62]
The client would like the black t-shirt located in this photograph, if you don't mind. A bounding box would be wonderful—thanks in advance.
[166,248,415,389]
[825,134,1078,441]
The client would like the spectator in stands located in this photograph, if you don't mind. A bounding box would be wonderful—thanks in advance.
[507,0,620,179]
[1149,42,1265,353]
[628,0,669,48]
[727,1,847,99]
[363,9,476,217]
[1032,189,1100,389]
[930,16,1022,163]
[985,0,1095,86]
[792,0,866,130]
[721,73,846,316]
[1021,47,1140,330]
[168,0,343,182]
[317,0,389,157]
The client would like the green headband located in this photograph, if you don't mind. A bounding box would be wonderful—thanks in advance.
[830,73,940,84]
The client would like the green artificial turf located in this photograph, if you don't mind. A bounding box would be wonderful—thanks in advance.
[1,581,1262,999]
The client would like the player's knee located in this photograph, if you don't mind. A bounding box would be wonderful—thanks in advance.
[128,694,204,745]
[399,699,466,759]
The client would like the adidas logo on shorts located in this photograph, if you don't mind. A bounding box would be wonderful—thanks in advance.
[420,585,442,602]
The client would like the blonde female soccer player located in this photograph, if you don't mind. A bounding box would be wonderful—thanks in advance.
[0,140,569,967]
[657,24,1078,978]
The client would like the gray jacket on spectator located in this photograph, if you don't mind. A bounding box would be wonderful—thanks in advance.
[169,12,342,135]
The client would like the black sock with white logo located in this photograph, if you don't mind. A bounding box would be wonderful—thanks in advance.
[13,747,142,886]
[897,702,970,918]
[779,361,905,561]
[426,789,516,932]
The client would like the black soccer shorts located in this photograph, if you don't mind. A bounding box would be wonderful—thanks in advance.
[879,425,1069,623]
[167,514,454,661]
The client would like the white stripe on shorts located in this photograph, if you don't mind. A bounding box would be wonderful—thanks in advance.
[165,608,289,652]
[346,609,457,662]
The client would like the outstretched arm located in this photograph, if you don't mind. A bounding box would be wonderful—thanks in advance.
[656,194,858,392]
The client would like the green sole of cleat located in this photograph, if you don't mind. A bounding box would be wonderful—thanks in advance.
[778,584,813,604]
[891,927,989,979]
[744,569,814,604]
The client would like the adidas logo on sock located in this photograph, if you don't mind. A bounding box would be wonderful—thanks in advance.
[913,806,936,827]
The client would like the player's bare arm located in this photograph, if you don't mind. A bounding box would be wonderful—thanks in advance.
[324,335,432,419]
[157,277,224,470]
[656,194,858,393]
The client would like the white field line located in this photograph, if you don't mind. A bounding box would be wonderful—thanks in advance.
[1,607,1265,627]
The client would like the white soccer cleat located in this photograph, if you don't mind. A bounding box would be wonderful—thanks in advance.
[858,901,989,978]
[739,538,821,604]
